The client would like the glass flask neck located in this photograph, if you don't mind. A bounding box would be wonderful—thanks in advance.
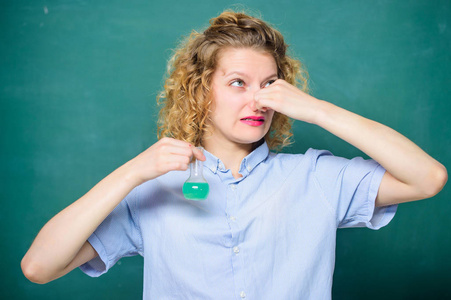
[189,159,203,178]
[186,147,206,183]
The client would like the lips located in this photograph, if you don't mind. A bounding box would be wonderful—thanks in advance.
[240,116,265,126]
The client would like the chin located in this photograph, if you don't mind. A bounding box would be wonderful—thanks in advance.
[234,134,267,146]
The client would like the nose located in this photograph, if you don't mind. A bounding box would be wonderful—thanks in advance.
[247,87,267,112]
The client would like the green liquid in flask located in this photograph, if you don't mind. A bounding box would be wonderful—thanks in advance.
[182,182,209,200]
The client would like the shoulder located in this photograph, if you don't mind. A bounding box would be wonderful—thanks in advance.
[267,149,376,181]
[268,148,334,169]
[258,148,331,180]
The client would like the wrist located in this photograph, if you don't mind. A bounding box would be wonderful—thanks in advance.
[308,99,331,126]
[120,159,145,187]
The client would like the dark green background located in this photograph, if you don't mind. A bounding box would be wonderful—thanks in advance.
[2,0,450,299]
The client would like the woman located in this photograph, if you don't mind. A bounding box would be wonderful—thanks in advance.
[22,10,447,299]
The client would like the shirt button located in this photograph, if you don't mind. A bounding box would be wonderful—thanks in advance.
[240,291,246,298]
[246,165,251,172]
[233,246,240,254]
[230,184,237,191]
[230,216,237,222]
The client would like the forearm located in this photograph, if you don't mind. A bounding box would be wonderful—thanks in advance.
[22,138,205,283]
[313,100,447,203]
[22,160,139,282]
[255,79,446,204]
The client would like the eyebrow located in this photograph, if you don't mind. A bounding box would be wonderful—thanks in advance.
[223,71,278,82]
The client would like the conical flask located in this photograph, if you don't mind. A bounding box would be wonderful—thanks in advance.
[182,147,209,200]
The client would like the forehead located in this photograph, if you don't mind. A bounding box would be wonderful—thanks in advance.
[215,47,277,75]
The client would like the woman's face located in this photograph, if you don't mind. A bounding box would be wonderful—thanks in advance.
[207,47,277,150]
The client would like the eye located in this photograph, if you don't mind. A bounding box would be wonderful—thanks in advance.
[263,79,276,88]
[230,79,245,87]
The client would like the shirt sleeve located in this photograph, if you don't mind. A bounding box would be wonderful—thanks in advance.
[79,186,143,277]
[311,149,397,230]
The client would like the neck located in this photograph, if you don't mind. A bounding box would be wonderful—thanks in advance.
[203,138,255,179]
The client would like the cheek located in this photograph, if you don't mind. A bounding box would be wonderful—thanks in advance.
[211,89,229,111]
[267,111,275,123]
[264,111,276,132]
[214,94,243,115]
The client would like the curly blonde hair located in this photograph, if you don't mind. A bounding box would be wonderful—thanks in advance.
[157,10,308,150]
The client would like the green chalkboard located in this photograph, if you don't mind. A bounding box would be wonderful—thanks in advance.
[2,0,450,299]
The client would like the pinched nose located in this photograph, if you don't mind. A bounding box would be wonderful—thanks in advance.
[248,92,267,112]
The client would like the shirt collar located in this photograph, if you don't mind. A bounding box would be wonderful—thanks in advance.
[203,141,270,176]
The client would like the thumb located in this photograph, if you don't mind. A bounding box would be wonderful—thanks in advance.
[192,146,206,161]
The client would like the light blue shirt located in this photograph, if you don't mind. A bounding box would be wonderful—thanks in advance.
[80,142,397,299]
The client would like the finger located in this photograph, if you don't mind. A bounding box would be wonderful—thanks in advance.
[158,138,206,161]
[191,146,206,161]
[165,157,190,171]
[254,93,279,112]
[161,144,192,157]
[158,137,192,149]
[156,153,191,173]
